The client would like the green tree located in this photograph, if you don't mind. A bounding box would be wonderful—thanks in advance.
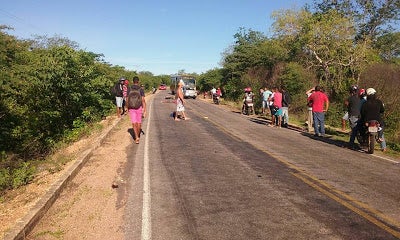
[272,8,374,96]
[314,0,400,41]
[374,32,400,63]
[197,68,223,93]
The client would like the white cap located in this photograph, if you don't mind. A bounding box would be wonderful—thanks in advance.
[366,88,376,95]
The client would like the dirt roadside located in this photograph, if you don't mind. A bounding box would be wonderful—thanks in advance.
[1,113,141,240]
[25,115,134,240]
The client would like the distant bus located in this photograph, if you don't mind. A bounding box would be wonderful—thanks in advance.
[170,75,197,99]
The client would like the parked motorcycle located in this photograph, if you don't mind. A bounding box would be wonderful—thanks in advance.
[357,120,380,154]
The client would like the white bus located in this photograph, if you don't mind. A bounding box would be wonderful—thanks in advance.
[170,75,197,99]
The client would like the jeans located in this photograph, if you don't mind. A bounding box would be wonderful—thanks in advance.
[281,107,289,125]
[313,112,325,136]
[349,116,359,144]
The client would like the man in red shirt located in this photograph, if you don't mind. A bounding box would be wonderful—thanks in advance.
[307,86,329,136]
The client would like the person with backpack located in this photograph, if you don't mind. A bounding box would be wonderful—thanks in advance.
[113,77,125,118]
[127,76,147,144]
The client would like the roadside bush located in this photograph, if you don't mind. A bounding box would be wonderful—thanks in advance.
[11,162,35,189]
[0,168,11,191]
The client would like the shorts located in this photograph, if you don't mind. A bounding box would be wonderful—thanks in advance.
[128,107,143,123]
[115,97,123,108]
[262,100,268,108]
[274,108,283,116]
[176,99,185,112]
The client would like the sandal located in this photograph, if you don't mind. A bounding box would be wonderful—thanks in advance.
[135,138,140,144]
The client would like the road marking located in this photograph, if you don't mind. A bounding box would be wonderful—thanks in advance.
[263,148,400,238]
[373,154,400,164]
[142,101,152,240]
[292,172,400,238]
[190,107,400,238]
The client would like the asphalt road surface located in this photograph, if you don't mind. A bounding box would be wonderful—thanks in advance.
[30,91,400,240]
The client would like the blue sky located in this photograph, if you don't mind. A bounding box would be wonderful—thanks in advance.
[1,0,311,75]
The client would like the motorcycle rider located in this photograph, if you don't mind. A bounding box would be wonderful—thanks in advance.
[242,87,254,114]
[360,88,387,152]
[213,87,222,104]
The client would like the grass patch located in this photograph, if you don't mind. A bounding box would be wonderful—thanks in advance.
[34,230,65,239]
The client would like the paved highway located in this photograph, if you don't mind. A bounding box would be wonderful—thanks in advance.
[124,91,400,239]
[29,91,400,239]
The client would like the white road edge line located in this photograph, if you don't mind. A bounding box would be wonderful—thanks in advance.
[142,102,152,240]
[373,154,399,164]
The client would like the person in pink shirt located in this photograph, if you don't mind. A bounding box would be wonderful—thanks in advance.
[307,85,329,136]
[269,86,282,127]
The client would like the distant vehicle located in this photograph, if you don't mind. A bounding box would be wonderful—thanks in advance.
[170,75,197,99]
[159,84,167,90]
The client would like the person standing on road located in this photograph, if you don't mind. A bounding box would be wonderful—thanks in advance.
[346,85,362,149]
[175,80,189,121]
[122,79,129,115]
[281,86,291,128]
[269,86,282,127]
[307,85,329,137]
[113,78,125,118]
[127,76,146,144]
[306,88,315,132]
[261,87,272,116]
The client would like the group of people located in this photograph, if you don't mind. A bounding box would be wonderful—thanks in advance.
[113,77,386,151]
[113,77,146,144]
[306,84,386,152]
[343,86,386,152]
[254,86,291,128]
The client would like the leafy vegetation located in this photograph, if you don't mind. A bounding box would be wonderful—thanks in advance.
[1,0,399,193]
[196,0,399,147]
[0,26,167,193]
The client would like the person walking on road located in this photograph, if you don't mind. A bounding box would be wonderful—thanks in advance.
[175,80,189,121]
[127,76,146,144]
[307,85,329,137]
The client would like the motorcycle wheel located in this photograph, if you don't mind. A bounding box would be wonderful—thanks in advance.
[368,134,375,154]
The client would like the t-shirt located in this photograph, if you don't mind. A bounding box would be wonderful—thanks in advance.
[347,94,361,117]
[273,92,282,108]
[308,91,328,112]
[263,90,272,102]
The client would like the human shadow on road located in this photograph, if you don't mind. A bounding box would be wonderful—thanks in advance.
[127,128,146,140]
[127,128,136,140]
[301,132,349,149]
